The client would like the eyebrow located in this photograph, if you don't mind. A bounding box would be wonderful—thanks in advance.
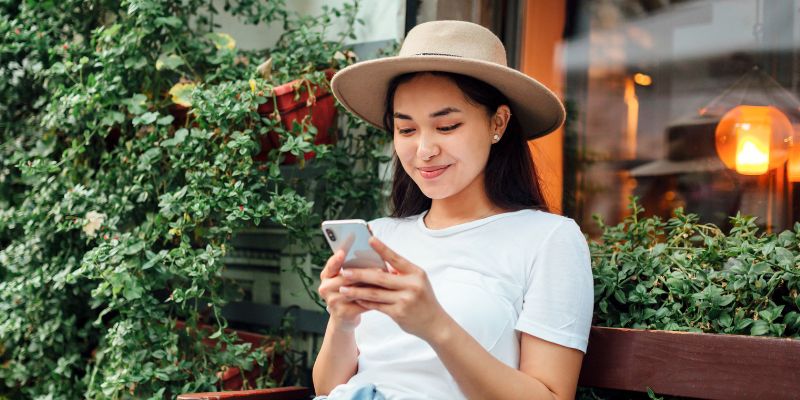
[393,107,463,120]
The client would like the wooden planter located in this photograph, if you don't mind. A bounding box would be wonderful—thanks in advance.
[178,326,800,400]
[578,326,800,399]
[254,69,338,165]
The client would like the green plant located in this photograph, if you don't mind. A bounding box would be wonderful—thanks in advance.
[579,197,800,400]
[0,0,389,398]
[591,196,800,337]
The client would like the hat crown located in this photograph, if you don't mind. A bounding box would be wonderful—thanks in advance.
[399,20,508,67]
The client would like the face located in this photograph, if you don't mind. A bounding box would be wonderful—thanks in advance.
[392,73,510,200]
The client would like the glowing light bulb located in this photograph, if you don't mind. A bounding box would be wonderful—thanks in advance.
[714,106,792,175]
[735,137,770,174]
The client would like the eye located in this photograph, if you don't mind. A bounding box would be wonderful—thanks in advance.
[397,128,415,135]
[438,123,462,132]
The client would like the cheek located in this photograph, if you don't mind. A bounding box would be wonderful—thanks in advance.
[393,140,417,171]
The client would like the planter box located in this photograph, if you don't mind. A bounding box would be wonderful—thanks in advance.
[255,69,338,165]
[175,320,289,391]
[167,69,337,165]
[578,326,800,399]
[177,326,800,400]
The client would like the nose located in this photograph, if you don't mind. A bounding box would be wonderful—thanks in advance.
[416,130,440,161]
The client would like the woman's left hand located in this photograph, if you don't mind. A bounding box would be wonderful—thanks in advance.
[338,236,448,342]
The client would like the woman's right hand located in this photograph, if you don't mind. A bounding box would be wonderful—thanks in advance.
[318,250,369,332]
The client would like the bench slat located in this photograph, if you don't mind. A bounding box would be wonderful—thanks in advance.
[579,326,800,399]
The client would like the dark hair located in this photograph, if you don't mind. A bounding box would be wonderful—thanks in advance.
[382,71,550,218]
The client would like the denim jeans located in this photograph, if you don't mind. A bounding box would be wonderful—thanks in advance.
[313,383,386,400]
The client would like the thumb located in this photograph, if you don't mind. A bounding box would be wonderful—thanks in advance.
[369,237,417,274]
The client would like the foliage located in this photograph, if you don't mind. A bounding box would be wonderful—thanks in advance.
[578,196,800,400]
[590,196,800,337]
[0,0,389,399]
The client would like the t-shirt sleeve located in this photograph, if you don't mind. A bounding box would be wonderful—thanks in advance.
[514,219,594,353]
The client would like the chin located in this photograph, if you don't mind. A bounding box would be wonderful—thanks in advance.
[415,181,457,200]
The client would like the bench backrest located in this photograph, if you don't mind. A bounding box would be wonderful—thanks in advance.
[578,327,800,399]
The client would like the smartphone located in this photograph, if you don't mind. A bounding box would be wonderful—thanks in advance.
[321,219,387,271]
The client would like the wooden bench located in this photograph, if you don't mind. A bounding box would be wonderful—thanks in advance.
[177,326,800,400]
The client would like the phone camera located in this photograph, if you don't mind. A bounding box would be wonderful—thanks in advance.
[325,229,337,241]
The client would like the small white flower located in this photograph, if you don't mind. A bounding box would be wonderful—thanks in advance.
[83,211,106,237]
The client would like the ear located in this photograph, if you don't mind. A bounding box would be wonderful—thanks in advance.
[490,105,512,138]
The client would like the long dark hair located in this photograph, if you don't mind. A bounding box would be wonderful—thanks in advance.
[382,71,550,218]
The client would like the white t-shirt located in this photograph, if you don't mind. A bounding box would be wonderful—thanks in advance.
[328,209,593,400]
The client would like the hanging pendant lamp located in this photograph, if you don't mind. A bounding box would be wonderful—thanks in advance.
[699,66,800,177]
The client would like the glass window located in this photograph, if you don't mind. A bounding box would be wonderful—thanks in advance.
[562,0,800,235]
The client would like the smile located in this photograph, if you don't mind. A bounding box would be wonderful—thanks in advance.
[418,165,450,179]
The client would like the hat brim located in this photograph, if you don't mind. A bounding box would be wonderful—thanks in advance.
[331,55,566,140]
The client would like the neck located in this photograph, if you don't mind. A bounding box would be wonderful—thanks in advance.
[424,173,505,229]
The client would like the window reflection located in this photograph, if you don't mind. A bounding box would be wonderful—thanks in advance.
[562,0,800,235]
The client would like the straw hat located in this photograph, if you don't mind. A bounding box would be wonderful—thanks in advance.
[330,20,565,140]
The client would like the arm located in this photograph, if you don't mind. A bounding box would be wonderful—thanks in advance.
[312,250,370,395]
[312,318,359,395]
[427,314,584,400]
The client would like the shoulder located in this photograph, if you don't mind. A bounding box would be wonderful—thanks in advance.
[366,214,420,237]
[500,209,584,240]
[495,210,589,266]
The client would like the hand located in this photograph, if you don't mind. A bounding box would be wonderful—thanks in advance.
[318,249,369,332]
[338,236,447,342]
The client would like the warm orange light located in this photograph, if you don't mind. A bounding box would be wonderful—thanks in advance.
[789,144,800,182]
[633,73,652,86]
[624,78,638,159]
[714,105,792,175]
[734,122,771,174]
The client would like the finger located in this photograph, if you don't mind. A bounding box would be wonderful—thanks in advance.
[368,237,417,274]
[320,250,346,279]
[340,268,402,289]
[355,299,392,314]
[318,275,347,298]
[326,294,369,313]
[340,285,396,304]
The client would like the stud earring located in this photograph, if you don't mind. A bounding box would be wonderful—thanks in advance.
[492,134,500,142]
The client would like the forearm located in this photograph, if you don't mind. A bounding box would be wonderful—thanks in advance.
[427,315,557,400]
[312,319,359,395]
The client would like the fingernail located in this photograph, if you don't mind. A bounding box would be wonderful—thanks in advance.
[339,286,350,293]
[341,269,353,277]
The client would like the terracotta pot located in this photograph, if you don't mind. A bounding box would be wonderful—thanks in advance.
[255,69,338,165]
[175,320,288,390]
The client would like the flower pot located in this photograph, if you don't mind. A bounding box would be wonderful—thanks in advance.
[255,69,338,165]
[175,320,289,390]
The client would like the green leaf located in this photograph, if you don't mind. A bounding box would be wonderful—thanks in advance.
[718,312,732,328]
[207,32,236,50]
[155,16,182,28]
[157,115,174,125]
[124,94,149,115]
[156,54,184,71]
[124,241,146,255]
[133,111,159,126]
[123,284,143,301]
[750,262,772,275]
[750,320,770,336]
[613,289,627,304]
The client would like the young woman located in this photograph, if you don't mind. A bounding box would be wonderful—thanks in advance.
[313,20,593,400]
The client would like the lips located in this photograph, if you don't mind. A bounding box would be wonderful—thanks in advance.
[418,165,450,179]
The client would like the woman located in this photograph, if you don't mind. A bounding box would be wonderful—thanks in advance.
[313,20,593,400]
